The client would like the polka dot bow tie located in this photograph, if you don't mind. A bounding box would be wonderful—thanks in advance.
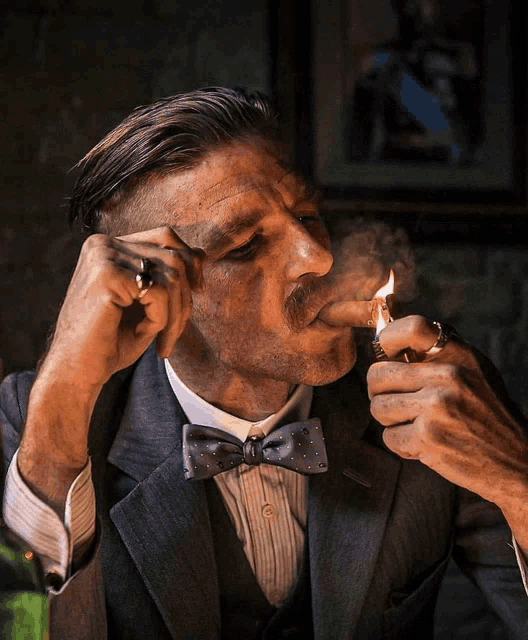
[182,418,328,481]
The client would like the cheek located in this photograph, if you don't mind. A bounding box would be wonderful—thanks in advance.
[193,264,280,333]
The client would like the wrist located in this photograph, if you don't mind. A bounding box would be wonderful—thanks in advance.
[23,375,99,457]
[17,370,101,511]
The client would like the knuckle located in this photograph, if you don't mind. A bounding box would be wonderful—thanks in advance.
[420,418,447,448]
[159,226,179,245]
[406,315,429,336]
[381,428,404,454]
[82,233,108,253]
[369,397,381,420]
[428,387,461,416]
[95,261,121,284]
[429,388,450,410]
[367,362,384,383]
[370,396,390,425]
[445,363,463,384]
[428,424,447,446]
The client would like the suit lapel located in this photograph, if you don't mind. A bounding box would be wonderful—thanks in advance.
[309,375,402,639]
[106,346,220,639]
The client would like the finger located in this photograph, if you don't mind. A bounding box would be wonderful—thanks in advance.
[155,273,193,358]
[105,240,197,308]
[117,225,193,249]
[81,240,146,308]
[116,226,205,290]
[370,391,422,426]
[155,284,182,358]
[382,423,421,459]
[378,315,458,360]
[118,286,170,354]
[108,240,193,356]
[114,239,204,292]
[367,360,463,398]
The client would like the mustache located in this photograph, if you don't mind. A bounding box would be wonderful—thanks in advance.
[284,276,329,332]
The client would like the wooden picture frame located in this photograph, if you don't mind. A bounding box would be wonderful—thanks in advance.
[272,0,527,229]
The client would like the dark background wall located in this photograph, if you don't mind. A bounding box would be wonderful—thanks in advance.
[1,0,270,376]
[1,1,527,637]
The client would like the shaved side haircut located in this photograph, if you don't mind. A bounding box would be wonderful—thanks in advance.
[68,87,278,236]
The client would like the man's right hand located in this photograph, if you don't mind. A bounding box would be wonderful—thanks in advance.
[44,226,204,389]
[17,226,204,511]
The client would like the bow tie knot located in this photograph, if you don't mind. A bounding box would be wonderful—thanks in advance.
[182,418,328,480]
[243,436,264,466]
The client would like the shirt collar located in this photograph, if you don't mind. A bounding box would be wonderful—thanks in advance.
[164,359,313,443]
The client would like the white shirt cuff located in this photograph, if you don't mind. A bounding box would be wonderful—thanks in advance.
[2,450,96,582]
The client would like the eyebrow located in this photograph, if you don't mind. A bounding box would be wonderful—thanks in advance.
[202,209,267,253]
[201,181,321,254]
[297,182,322,203]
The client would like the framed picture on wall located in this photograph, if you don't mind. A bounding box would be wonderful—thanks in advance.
[292,0,526,210]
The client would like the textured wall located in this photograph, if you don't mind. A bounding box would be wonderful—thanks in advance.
[0,0,269,375]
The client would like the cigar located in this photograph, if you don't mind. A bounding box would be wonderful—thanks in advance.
[318,300,377,328]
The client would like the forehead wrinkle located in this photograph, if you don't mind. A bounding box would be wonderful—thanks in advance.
[202,175,280,209]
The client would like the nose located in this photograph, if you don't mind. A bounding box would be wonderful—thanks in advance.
[285,220,334,281]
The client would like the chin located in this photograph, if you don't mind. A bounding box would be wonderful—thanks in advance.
[291,342,358,387]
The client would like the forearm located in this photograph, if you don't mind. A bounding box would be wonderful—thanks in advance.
[17,369,102,515]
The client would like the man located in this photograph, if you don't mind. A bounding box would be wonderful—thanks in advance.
[1,87,528,639]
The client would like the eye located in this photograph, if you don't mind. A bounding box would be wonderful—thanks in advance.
[297,215,319,225]
[297,213,329,245]
[297,214,325,233]
[226,234,262,260]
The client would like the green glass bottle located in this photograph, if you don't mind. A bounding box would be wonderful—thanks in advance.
[0,519,48,640]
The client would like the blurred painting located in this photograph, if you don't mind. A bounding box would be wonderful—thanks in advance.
[313,0,514,194]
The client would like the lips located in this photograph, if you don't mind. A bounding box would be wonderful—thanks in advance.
[284,278,332,332]
[305,297,347,329]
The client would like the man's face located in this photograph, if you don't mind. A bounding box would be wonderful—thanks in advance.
[147,140,356,386]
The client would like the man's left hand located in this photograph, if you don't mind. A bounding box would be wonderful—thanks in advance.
[367,315,528,549]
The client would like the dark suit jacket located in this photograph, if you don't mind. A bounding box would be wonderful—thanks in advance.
[1,344,527,639]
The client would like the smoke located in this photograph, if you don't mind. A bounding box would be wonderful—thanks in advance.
[324,216,417,374]
[325,216,417,304]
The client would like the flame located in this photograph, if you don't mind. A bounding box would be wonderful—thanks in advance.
[373,269,395,299]
[374,270,395,334]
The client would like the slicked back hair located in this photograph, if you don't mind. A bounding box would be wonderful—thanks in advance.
[68,86,279,235]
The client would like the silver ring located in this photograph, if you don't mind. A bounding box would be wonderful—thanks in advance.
[136,258,153,299]
[423,321,456,357]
